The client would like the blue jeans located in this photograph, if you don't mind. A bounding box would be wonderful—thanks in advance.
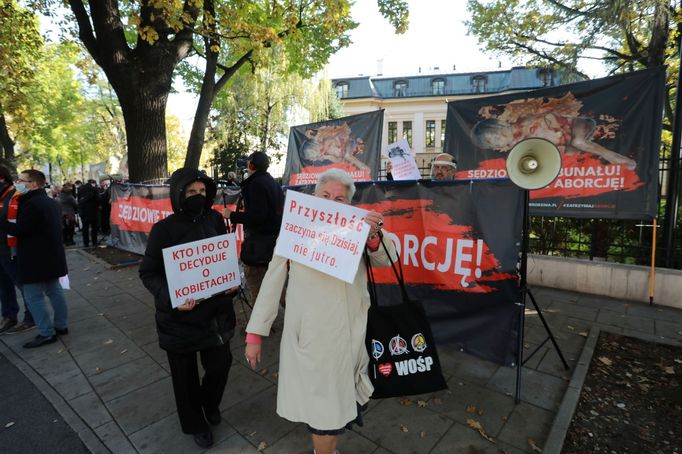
[23,279,67,337]
[0,255,32,323]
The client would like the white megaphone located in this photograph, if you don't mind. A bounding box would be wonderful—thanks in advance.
[505,138,562,190]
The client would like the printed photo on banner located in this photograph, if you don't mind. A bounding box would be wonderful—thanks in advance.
[274,190,371,283]
[162,233,241,308]
[445,67,665,219]
[283,110,384,185]
[387,139,421,180]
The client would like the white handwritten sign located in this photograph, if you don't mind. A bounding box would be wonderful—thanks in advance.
[162,234,241,308]
[274,190,370,283]
[387,139,421,180]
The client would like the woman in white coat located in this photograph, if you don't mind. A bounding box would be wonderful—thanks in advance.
[244,169,396,454]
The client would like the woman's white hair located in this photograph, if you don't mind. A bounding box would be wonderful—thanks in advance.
[314,168,356,201]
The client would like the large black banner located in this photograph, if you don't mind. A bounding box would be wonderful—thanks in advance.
[283,110,384,185]
[446,67,665,219]
[288,180,525,365]
[111,180,524,365]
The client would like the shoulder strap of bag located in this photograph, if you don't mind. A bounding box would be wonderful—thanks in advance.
[364,249,379,307]
[365,234,412,305]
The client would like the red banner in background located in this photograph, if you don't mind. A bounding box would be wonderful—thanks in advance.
[109,184,242,255]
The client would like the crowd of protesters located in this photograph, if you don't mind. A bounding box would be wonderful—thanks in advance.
[0,153,454,453]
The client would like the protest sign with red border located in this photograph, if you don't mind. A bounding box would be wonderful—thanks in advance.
[275,190,370,283]
[162,233,241,308]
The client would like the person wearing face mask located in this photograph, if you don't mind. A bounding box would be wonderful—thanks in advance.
[139,168,238,449]
[0,166,35,335]
[0,169,68,348]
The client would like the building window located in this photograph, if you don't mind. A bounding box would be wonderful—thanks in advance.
[402,121,412,147]
[425,120,436,148]
[394,80,408,97]
[538,68,553,87]
[441,119,446,145]
[432,78,445,95]
[472,75,487,93]
[388,121,398,144]
[335,81,348,98]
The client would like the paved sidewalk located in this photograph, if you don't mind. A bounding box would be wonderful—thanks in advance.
[2,249,681,453]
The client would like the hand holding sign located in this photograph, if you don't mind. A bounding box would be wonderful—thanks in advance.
[274,190,371,283]
[387,139,421,181]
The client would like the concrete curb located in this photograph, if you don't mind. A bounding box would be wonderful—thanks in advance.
[544,326,682,453]
[0,340,111,454]
[543,326,600,454]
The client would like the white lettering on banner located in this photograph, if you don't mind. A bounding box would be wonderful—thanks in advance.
[117,203,173,224]
[553,177,625,190]
[385,232,486,288]
[394,356,434,376]
[466,169,507,179]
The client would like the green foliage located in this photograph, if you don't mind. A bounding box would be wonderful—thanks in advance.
[305,78,344,123]
[207,46,305,171]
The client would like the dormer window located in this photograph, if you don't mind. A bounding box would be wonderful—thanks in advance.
[335,81,349,98]
[471,75,487,93]
[538,68,553,86]
[432,78,445,95]
[394,80,408,97]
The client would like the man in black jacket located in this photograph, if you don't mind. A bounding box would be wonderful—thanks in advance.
[139,168,237,449]
[77,179,100,247]
[223,152,284,302]
[0,166,35,334]
[0,169,68,348]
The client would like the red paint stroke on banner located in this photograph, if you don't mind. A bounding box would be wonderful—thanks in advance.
[457,155,642,199]
[356,199,515,293]
[290,163,371,185]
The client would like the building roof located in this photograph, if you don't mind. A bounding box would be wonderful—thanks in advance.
[332,67,582,99]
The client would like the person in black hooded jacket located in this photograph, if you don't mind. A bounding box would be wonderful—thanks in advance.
[139,168,237,449]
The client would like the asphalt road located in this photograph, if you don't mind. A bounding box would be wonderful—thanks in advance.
[0,350,90,454]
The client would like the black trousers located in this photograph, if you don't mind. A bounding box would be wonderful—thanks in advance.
[166,343,232,434]
[81,218,98,246]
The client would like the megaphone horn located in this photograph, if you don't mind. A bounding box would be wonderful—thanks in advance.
[506,138,562,190]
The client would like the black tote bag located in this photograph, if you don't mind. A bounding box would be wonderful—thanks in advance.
[365,238,448,399]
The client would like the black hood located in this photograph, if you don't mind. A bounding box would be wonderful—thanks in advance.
[167,168,217,215]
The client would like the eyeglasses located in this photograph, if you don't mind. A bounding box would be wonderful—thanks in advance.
[16,178,33,183]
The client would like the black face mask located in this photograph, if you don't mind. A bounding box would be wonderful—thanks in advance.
[182,194,205,217]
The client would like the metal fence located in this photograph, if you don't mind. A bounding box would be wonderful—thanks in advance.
[377,154,682,270]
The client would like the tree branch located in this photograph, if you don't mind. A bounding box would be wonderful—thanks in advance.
[510,40,589,79]
[67,0,100,62]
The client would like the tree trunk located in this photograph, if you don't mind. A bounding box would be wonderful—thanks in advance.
[118,88,170,182]
[0,108,16,175]
[184,63,216,169]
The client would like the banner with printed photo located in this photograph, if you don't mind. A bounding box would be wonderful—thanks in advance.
[275,191,370,283]
[445,67,665,219]
[283,110,384,185]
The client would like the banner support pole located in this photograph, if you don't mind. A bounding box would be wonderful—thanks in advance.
[515,189,569,404]
[649,218,658,305]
